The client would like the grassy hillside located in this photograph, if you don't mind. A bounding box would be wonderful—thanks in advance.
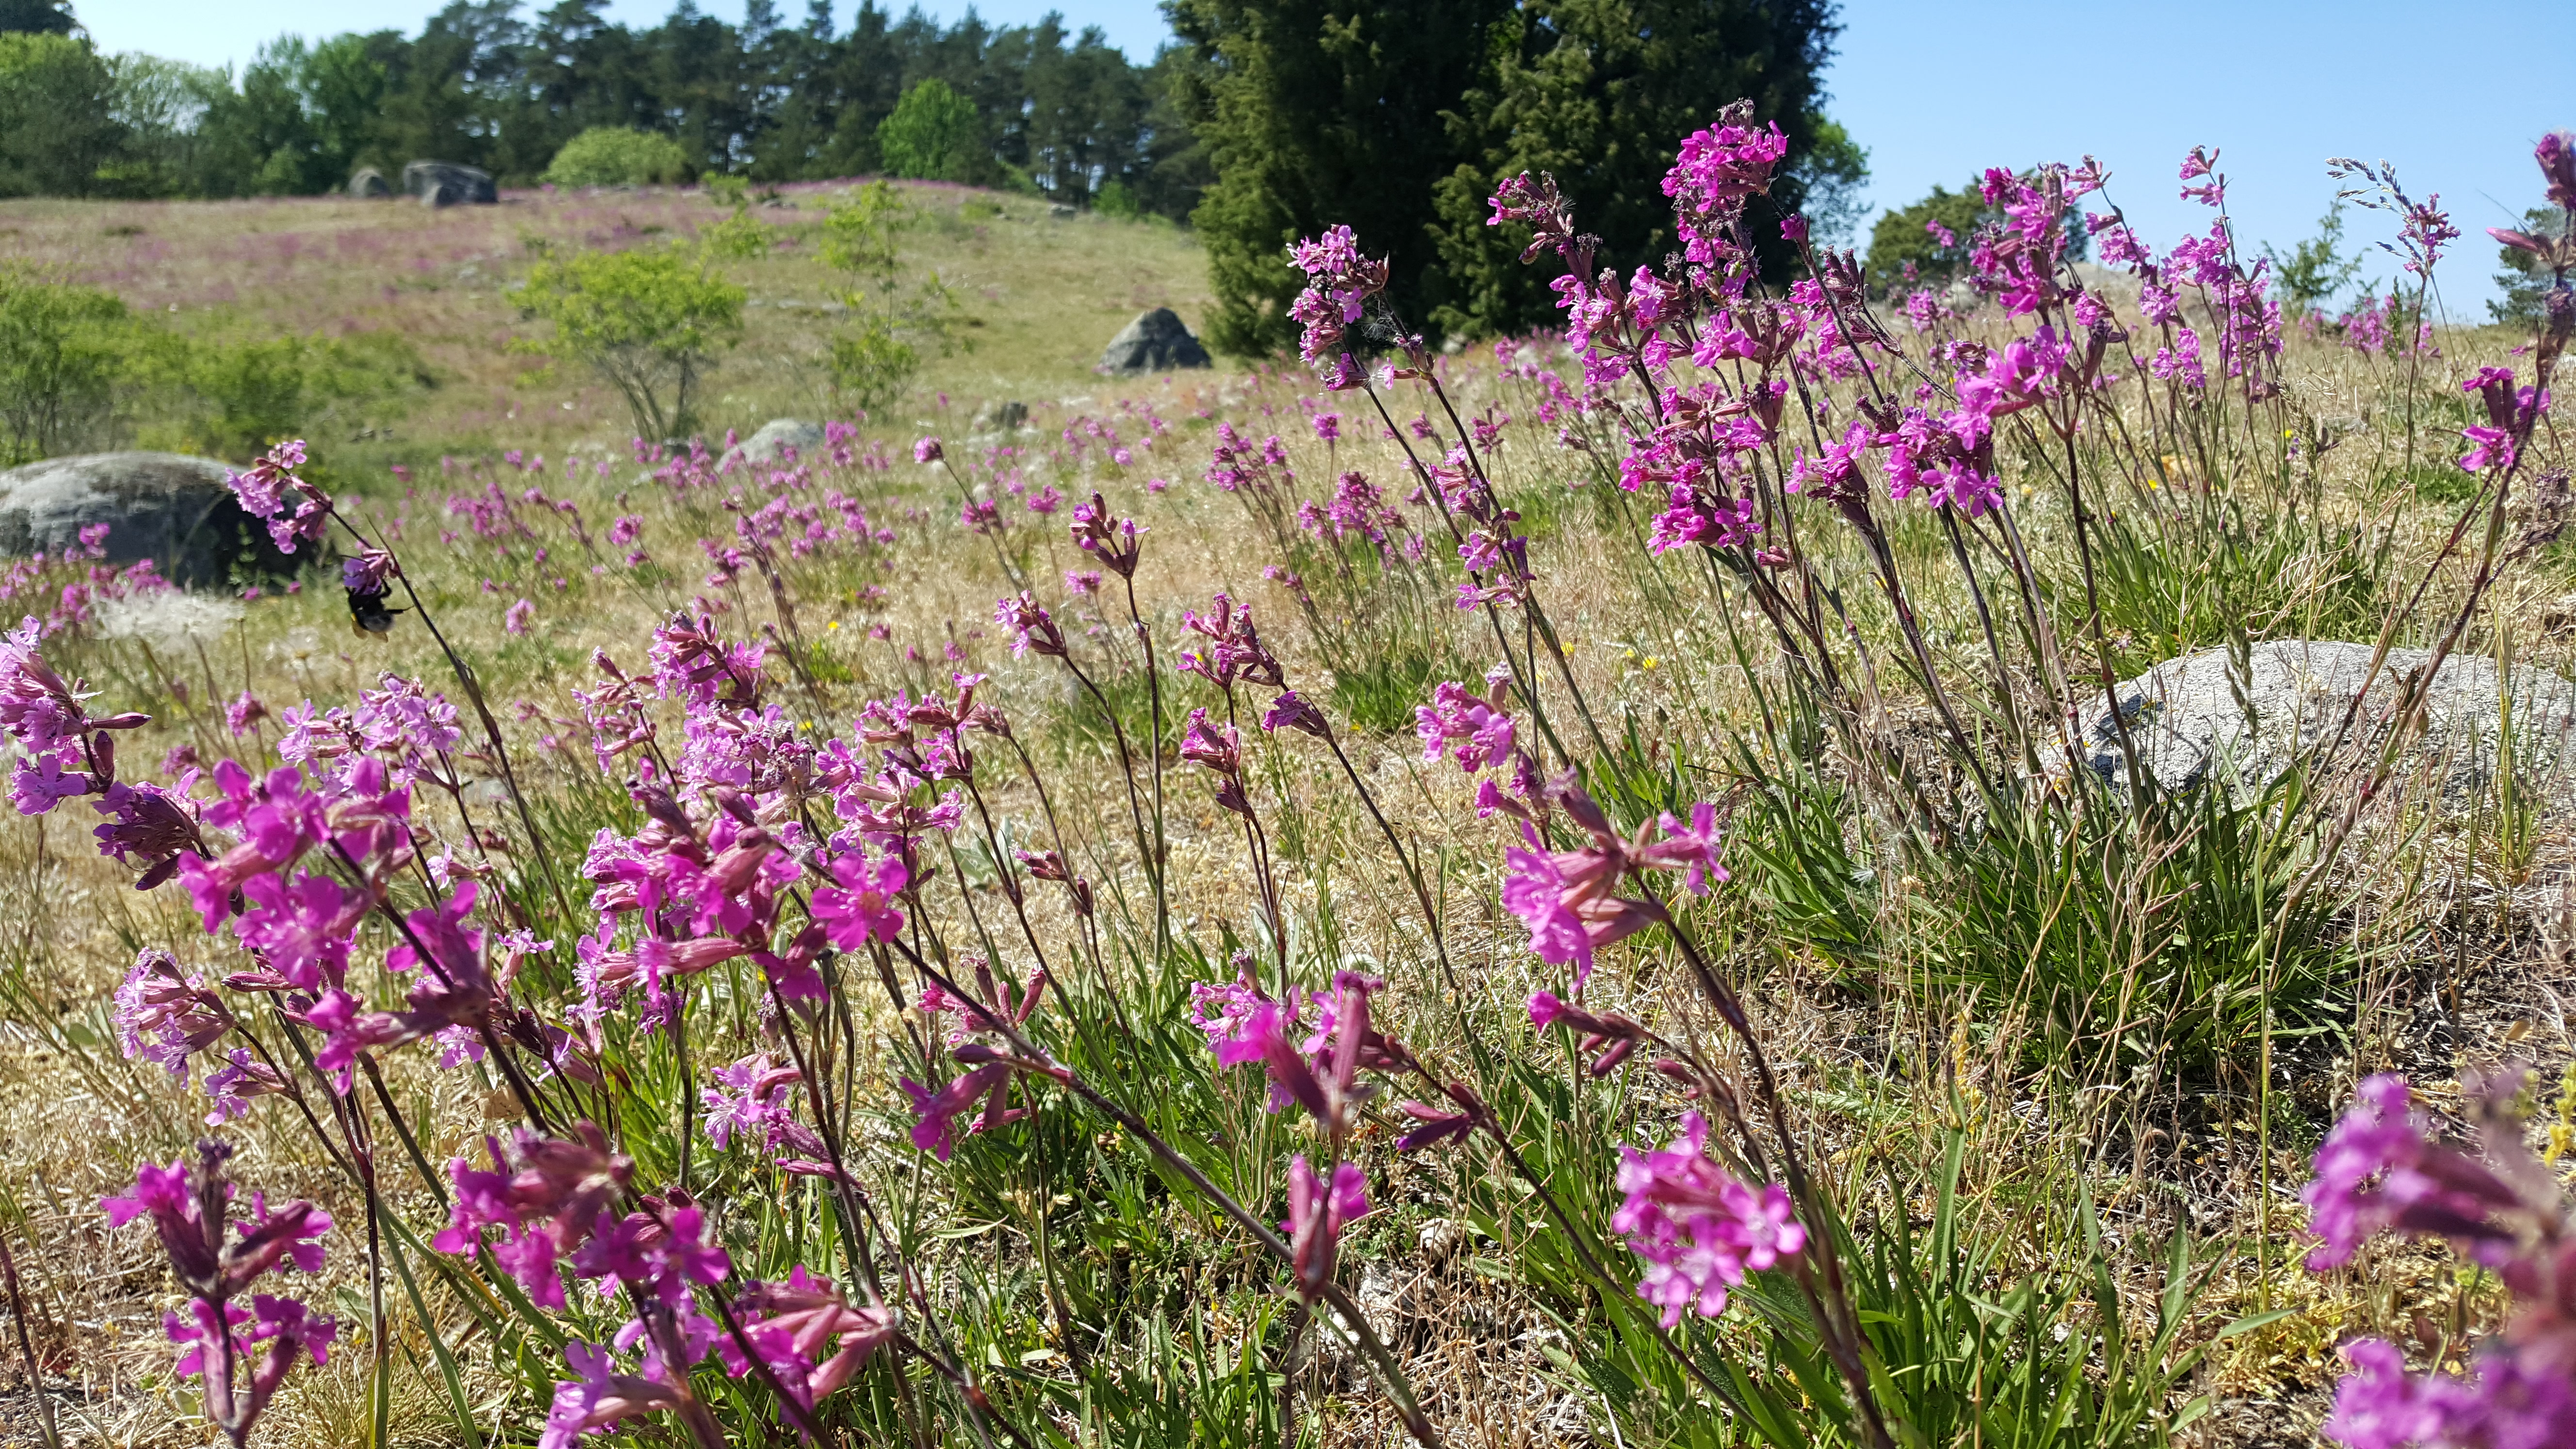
[0,179,1225,463]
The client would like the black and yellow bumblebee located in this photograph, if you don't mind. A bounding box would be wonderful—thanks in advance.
[347,584,407,636]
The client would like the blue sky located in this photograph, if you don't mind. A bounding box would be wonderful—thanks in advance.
[79,0,2575,314]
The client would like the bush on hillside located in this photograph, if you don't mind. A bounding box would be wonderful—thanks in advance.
[1863,182,1990,294]
[876,79,985,184]
[544,126,695,189]
[0,268,133,465]
[817,181,968,411]
[515,228,752,441]
[135,330,426,461]
[0,268,424,464]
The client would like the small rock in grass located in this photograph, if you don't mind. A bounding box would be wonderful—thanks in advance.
[1097,307,1211,374]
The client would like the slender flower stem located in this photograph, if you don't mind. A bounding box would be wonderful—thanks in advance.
[329,510,578,929]
[1120,574,1171,966]
[0,1216,60,1449]
[1639,892,1895,1449]
[1055,653,1166,949]
[895,942,1445,1449]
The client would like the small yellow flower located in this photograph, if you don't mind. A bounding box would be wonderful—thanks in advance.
[827,619,841,631]
[1642,656,1659,670]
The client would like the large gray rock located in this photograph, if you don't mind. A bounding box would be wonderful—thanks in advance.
[2078,640,2576,803]
[0,452,295,587]
[403,161,497,208]
[732,419,827,466]
[347,167,391,199]
[1097,308,1211,374]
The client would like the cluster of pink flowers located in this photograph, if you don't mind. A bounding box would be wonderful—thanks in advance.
[1297,469,1406,549]
[1287,224,1392,385]
[0,522,171,638]
[2304,1071,2576,1449]
[1969,161,2101,317]
[1404,647,1801,1331]
[2334,291,2436,360]
[1479,132,2219,563]
[3,614,155,817]
[1191,970,1385,1125]
[101,1143,335,1446]
[1612,1111,1805,1328]
[27,467,974,1440]
[2458,366,2549,477]
[1203,422,1294,496]
[1663,109,1790,270]
[1497,780,1724,983]
[225,441,333,554]
[1416,671,1516,774]
[1186,967,1417,1300]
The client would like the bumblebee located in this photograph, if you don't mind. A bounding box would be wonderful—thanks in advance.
[347,584,407,636]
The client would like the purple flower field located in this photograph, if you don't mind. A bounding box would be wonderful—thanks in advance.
[0,127,2570,1449]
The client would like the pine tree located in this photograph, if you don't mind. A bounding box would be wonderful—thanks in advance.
[1425,0,1838,338]
[1173,0,1840,352]
[0,0,75,37]
[1167,0,1510,354]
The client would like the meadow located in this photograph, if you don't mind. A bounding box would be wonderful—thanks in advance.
[0,129,2569,1449]
[0,178,1219,458]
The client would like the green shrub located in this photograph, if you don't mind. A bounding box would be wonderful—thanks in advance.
[1863,181,1990,293]
[816,180,967,411]
[543,126,695,188]
[1094,177,1142,219]
[515,235,747,440]
[0,268,133,464]
[875,79,983,183]
[134,328,426,461]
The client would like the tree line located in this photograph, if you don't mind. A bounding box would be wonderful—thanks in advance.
[0,0,1859,343]
[1,0,1203,210]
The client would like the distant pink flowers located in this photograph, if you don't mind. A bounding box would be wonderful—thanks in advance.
[506,597,535,634]
[1613,1112,1803,1327]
